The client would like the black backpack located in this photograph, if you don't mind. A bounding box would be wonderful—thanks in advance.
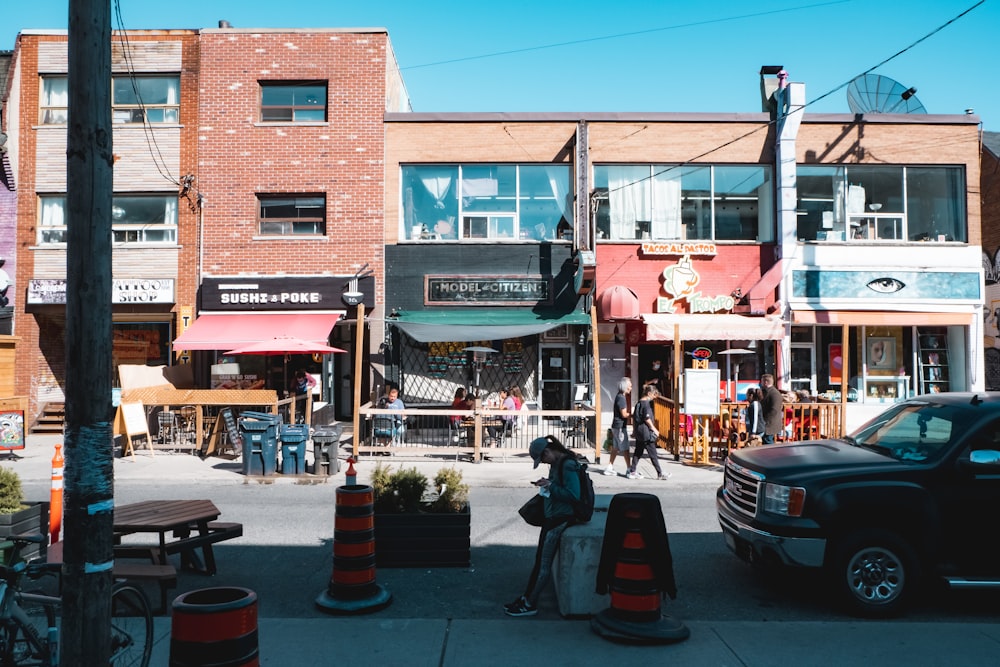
[557,453,596,523]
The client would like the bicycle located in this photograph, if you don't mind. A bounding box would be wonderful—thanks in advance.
[0,534,153,667]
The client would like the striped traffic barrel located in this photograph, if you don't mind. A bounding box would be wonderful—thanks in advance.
[316,484,392,614]
[608,509,661,622]
[170,587,258,667]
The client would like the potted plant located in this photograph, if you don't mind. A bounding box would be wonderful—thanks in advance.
[0,467,48,563]
[371,464,471,568]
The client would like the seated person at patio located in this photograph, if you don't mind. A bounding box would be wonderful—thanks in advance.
[451,387,474,427]
[487,388,518,442]
[377,385,406,439]
[290,369,317,396]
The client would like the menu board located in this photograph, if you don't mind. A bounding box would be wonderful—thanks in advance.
[684,369,721,416]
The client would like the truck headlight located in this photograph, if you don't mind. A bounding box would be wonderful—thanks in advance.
[763,483,806,517]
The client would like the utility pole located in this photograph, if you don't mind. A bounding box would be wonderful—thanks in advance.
[62,1,114,664]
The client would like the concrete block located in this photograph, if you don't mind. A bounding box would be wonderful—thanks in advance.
[552,494,612,618]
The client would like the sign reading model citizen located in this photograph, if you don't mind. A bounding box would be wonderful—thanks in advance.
[426,275,552,306]
[202,276,374,311]
[27,278,175,305]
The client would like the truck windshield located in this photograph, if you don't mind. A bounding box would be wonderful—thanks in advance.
[848,402,955,462]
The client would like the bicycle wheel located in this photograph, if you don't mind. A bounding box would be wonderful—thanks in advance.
[8,602,55,667]
[109,583,152,667]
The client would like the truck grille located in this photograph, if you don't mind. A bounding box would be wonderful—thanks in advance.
[723,459,763,518]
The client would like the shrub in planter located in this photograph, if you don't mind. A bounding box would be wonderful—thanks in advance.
[0,467,47,563]
[0,467,25,514]
[370,464,471,567]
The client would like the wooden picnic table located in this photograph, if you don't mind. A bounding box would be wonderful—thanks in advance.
[113,499,242,575]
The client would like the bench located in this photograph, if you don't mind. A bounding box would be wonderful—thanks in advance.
[115,521,243,575]
[551,494,612,618]
[47,542,178,615]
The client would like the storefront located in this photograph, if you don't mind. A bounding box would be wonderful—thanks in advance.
[172,275,372,419]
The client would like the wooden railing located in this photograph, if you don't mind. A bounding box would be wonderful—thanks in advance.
[651,397,844,464]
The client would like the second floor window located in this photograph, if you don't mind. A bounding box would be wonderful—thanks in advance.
[258,195,326,236]
[260,82,327,122]
[594,164,774,242]
[39,194,178,244]
[796,165,966,243]
[40,75,180,124]
[400,164,572,242]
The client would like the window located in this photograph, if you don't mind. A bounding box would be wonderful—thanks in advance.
[260,82,327,122]
[795,165,966,243]
[41,75,179,124]
[258,195,326,236]
[400,164,572,242]
[40,77,68,124]
[112,76,179,124]
[594,165,773,242]
[39,194,178,244]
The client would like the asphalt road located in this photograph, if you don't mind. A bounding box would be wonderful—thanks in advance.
[49,471,997,625]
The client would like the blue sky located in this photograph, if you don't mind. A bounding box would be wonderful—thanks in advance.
[3,1,997,129]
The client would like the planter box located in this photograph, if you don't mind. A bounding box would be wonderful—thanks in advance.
[0,501,49,563]
[374,504,470,568]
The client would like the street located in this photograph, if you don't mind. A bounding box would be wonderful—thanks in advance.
[22,454,995,626]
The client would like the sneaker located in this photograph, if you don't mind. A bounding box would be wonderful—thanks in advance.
[503,596,537,617]
[626,470,642,480]
[657,473,671,480]
[603,465,617,476]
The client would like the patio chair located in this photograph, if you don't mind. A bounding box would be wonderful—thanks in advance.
[372,415,403,454]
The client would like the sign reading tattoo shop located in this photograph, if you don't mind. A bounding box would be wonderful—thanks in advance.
[27,278,175,305]
[425,275,552,306]
[201,276,374,311]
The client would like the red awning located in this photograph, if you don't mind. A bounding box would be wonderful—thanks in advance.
[173,312,343,351]
[597,285,641,321]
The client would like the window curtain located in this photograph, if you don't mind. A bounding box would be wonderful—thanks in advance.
[418,167,454,209]
[166,78,179,105]
[164,197,178,226]
[43,78,68,106]
[41,199,65,227]
[651,170,681,239]
[608,166,649,239]
[544,166,571,225]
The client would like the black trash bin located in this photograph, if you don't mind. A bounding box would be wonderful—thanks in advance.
[280,424,309,475]
[311,424,343,476]
[240,412,281,476]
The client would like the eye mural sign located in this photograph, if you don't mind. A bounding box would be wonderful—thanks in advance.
[656,254,736,314]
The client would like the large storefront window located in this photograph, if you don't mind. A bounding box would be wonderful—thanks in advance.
[593,164,773,242]
[112,322,172,385]
[796,165,966,243]
[400,164,572,242]
[800,325,965,404]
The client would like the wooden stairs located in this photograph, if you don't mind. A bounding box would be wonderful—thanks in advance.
[30,402,65,434]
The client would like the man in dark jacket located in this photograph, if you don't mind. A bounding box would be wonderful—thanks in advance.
[760,373,783,444]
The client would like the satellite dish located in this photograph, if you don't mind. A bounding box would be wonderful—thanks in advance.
[847,74,926,114]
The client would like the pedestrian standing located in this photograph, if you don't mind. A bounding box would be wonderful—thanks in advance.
[504,436,582,617]
[760,374,783,445]
[628,384,669,480]
[744,387,765,446]
[603,377,633,476]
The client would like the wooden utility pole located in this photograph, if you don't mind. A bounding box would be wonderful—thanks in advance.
[62,1,114,664]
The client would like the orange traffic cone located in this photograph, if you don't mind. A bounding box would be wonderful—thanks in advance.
[315,483,392,614]
[591,493,689,644]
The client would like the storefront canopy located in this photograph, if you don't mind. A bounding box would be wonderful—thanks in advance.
[391,309,591,343]
[643,313,785,342]
[172,312,343,351]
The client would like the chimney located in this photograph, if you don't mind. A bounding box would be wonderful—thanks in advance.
[759,65,785,114]
[218,20,232,28]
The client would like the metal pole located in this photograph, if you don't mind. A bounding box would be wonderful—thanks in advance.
[62,1,114,663]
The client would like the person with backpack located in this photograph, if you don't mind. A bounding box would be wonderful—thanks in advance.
[504,435,590,617]
[629,384,670,480]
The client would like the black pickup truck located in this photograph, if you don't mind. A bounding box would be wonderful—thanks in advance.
[717,392,1000,616]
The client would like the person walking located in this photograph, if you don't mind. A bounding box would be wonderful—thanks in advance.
[628,384,669,480]
[504,436,582,617]
[603,377,633,476]
[760,373,784,445]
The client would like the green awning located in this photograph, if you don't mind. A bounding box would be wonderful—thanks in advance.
[391,309,591,343]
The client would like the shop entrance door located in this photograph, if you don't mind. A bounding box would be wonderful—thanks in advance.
[540,345,573,410]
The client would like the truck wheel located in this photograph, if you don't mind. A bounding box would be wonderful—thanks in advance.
[831,529,919,618]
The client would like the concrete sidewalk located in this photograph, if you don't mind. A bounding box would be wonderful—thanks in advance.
[144,617,1000,666]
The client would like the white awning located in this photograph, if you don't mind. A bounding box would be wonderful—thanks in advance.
[642,313,785,342]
